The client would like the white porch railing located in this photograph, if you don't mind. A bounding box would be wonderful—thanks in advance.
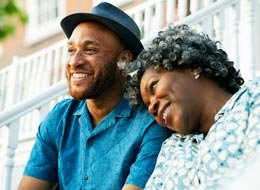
[0,39,68,112]
[1,0,245,112]
[0,80,69,190]
[0,0,259,189]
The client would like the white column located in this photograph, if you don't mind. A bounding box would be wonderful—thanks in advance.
[178,0,188,19]
[190,0,200,14]
[4,57,21,108]
[154,0,164,30]
[233,2,240,69]
[166,0,176,23]
[214,11,225,45]
[240,0,257,81]
[3,120,19,190]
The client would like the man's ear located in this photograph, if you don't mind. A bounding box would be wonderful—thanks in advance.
[118,49,132,63]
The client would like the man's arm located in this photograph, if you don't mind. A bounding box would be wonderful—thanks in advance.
[18,175,57,190]
[123,116,171,189]
[123,184,143,190]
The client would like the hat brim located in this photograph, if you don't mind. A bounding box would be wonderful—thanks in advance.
[61,13,144,59]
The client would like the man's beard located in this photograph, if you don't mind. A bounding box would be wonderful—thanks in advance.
[67,60,119,100]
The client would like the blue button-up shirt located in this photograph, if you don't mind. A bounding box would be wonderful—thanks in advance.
[24,97,171,190]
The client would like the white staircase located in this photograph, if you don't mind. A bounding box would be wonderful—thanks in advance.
[0,0,259,189]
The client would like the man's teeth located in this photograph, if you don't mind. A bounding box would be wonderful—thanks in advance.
[73,73,88,78]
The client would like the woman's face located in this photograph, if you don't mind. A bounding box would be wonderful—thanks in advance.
[140,67,202,134]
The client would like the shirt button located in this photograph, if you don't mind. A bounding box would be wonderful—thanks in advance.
[84,176,88,180]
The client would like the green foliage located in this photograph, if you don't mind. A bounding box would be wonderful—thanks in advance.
[0,0,28,41]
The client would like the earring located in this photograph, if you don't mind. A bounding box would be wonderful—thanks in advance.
[117,60,127,70]
[193,72,200,79]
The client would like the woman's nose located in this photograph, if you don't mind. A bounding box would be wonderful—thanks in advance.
[148,98,159,117]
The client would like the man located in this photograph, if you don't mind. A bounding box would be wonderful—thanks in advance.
[18,2,171,190]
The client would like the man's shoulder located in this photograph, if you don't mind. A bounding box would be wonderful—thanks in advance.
[134,105,155,119]
[42,98,85,129]
[130,105,167,132]
[51,98,85,115]
[56,98,83,106]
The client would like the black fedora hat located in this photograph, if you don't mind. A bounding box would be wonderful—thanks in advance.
[60,2,144,59]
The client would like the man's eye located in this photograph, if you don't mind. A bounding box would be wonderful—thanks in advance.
[68,48,75,54]
[83,48,97,54]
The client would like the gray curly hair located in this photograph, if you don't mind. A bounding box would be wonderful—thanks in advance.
[124,24,244,107]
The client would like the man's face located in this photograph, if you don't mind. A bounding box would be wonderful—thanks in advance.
[65,22,125,100]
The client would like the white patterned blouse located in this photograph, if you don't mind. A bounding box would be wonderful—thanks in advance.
[145,76,260,190]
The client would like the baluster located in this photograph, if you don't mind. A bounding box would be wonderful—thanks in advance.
[52,48,61,84]
[202,0,214,37]
[178,0,188,19]
[131,11,142,37]
[55,48,64,83]
[166,0,176,23]
[143,6,152,37]
[60,40,68,80]
[17,60,26,102]
[33,56,41,93]
[190,0,200,14]
[230,2,241,69]
[202,0,212,8]
[246,0,257,79]
[213,11,225,47]
[0,69,8,110]
[45,50,53,86]
[154,0,164,30]
[38,53,46,90]
[3,120,19,190]
[240,0,257,81]
[5,57,20,108]
[27,58,35,98]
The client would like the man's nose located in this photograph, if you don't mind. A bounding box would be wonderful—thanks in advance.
[68,51,84,66]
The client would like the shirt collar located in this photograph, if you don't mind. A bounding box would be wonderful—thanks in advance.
[73,97,132,118]
[214,86,247,121]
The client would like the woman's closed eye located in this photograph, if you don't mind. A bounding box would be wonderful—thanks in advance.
[142,81,158,107]
[149,80,158,92]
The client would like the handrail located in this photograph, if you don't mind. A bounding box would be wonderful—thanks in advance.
[175,0,239,25]
[141,0,239,45]
[1,0,242,112]
[0,80,68,127]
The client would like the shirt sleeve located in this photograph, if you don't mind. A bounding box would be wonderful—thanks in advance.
[124,121,172,187]
[144,139,167,189]
[23,104,61,182]
[242,79,260,156]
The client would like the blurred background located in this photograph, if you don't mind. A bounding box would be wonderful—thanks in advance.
[0,0,260,189]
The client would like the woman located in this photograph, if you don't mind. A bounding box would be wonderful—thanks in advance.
[124,24,260,189]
